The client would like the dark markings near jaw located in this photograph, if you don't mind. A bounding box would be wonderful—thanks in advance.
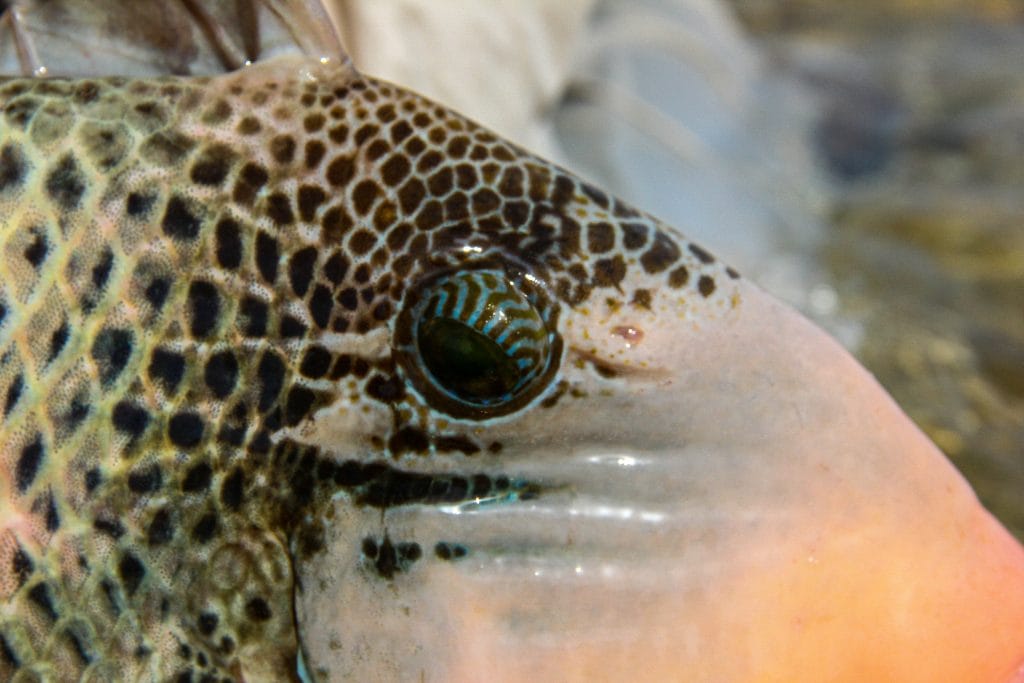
[362,534,422,580]
[318,458,526,509]
[434,542,469,561]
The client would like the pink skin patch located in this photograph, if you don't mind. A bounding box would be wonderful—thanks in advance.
[610,325,644,347]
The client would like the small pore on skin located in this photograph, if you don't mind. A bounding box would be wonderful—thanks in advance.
[610,326,644,348]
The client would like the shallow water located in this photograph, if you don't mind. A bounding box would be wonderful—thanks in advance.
[729,0,1024,538]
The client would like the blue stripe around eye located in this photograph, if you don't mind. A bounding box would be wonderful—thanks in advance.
[410,269,556,411]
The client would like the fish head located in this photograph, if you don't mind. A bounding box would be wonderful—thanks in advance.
[269,64,1024,682]
[0,2,1020,681]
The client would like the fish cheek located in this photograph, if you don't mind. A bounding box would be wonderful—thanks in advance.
[299,389,392,458]
[294,500,462,682]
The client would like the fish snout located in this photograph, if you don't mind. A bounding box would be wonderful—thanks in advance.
[296,279,1024,681]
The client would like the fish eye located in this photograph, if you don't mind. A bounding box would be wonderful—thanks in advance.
[395,269,561,419]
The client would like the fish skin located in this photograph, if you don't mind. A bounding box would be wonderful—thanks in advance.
[0,51,734,680]
[1,7,1023,683]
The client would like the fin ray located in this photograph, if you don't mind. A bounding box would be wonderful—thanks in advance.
[0,0,347,77]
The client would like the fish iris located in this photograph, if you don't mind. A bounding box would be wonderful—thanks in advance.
[396,269,560,418]
[418,318,522,403]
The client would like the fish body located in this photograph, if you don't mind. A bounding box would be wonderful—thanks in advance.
[0,2,1021,682]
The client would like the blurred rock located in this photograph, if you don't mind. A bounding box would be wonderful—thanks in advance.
[972,329,1024,399]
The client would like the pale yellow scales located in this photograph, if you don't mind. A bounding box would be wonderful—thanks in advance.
[0,2,1021,682]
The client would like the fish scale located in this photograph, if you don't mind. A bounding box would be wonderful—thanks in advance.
[0,46,719,679]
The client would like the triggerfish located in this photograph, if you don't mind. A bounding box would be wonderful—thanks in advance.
[0,1,1020,681]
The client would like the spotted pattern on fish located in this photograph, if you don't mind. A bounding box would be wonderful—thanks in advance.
[0,55,737,680]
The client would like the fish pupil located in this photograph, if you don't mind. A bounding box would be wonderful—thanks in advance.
[418,317,521,403]
[396,268,561,418]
